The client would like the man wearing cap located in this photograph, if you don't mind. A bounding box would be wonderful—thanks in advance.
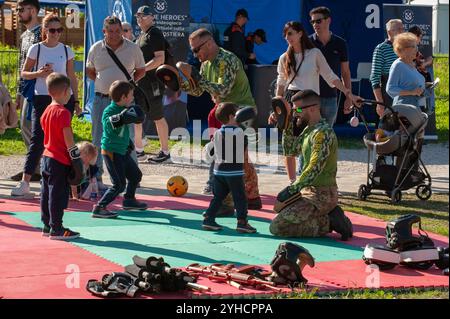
[86,16,146,186]
[270,90,353,239]
[134,5,172,163]
[309,6,353,127]
[246,29,267,65]
[223,8,250,67]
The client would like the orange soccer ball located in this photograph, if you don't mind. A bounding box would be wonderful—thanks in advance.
[166,176,188,197]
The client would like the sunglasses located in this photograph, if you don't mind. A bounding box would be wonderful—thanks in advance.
[192,39,210,54]
[294,103,317,113]
[286,31,297,36]
[48,27,64,34]
[310,17,328,25]
[16,7,32,13]
[123,29,131,32]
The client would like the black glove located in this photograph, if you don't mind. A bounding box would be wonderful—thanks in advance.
[274,186,302,213]
[67,145,84,186]
[109,105,145,129]
[277,186,294,202]
[235,106,257,131]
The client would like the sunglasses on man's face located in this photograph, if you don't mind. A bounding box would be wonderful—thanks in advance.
[310,17,328,25]
[294,103,317,113]
[123,29,131,32]
[191,39,210,55]
[48,27,64,34]
[16,7,32,13]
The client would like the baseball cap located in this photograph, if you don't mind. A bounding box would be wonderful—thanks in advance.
[236,8,249,20]
[136,6,153,16]
[254,29,267,43]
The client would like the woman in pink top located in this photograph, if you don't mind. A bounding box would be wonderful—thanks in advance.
[269,21,359,183]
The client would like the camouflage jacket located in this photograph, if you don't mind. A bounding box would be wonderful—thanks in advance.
[290,119,338,193]
[181,48,255,106]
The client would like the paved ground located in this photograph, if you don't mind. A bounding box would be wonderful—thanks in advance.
[0,142,447,199]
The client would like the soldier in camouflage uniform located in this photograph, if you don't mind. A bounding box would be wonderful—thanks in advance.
[270,90,344,237]
[180,28,262,210]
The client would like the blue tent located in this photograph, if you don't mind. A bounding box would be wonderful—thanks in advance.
[83,0,403,122]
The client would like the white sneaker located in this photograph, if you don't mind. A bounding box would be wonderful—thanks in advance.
[11,181,34,197]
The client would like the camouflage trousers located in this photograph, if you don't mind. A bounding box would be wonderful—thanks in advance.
[222,152,260,207]
[269,186,338,237]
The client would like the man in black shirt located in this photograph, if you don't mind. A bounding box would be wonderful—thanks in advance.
[11,0,42,182]
[223,8,249,67]
[309,6,352,127]
[134,5,171,163]
[245,29,267,65]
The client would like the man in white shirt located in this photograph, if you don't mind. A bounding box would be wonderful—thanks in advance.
[10,0,42,182]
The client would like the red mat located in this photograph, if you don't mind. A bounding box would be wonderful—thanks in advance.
[0,194,448,299]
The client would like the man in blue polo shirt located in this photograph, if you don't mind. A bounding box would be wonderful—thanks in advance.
[309,6,352,127]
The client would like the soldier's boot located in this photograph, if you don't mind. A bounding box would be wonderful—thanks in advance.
[328,206,353,241]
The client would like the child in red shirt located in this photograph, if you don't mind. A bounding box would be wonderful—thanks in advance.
[40,73,83,240]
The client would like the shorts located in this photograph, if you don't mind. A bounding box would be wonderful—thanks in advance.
[137,92,164,121]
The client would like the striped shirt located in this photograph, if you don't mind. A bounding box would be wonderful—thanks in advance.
[370,40,398,89]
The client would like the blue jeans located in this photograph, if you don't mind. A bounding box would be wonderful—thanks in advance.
[205,175,248,221]
[319,97,338,127]
[24,95,74,176]
[97,151,142,208]
[91,94,137,180]
[40,156,71,231]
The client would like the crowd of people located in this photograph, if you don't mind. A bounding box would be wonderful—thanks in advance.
[2,0,434,240]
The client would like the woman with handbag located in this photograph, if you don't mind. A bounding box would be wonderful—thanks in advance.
[268,21,359,183]
[11,13,79,197]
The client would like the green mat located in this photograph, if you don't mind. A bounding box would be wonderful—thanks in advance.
[12,210,363,267]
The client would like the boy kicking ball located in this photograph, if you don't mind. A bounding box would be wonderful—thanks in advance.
[40,73,83,240]
[91,80,147,218]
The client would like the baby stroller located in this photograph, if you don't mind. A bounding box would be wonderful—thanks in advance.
[356,100,432,204]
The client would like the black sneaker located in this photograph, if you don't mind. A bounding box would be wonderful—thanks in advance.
[92,205,119,219]
[202,218,223,231]
[148,150,171,163]
[236,220,257,233]
[328,206,353,241]
[122,199,147,211]
[49,228,80,240]
[42,225,51,237]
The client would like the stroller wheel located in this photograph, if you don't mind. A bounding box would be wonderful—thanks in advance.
[416,184,432,201]
[390,189,402,204]
[358,185,369,200]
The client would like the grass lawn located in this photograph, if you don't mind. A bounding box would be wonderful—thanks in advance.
[285,287,449,299]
